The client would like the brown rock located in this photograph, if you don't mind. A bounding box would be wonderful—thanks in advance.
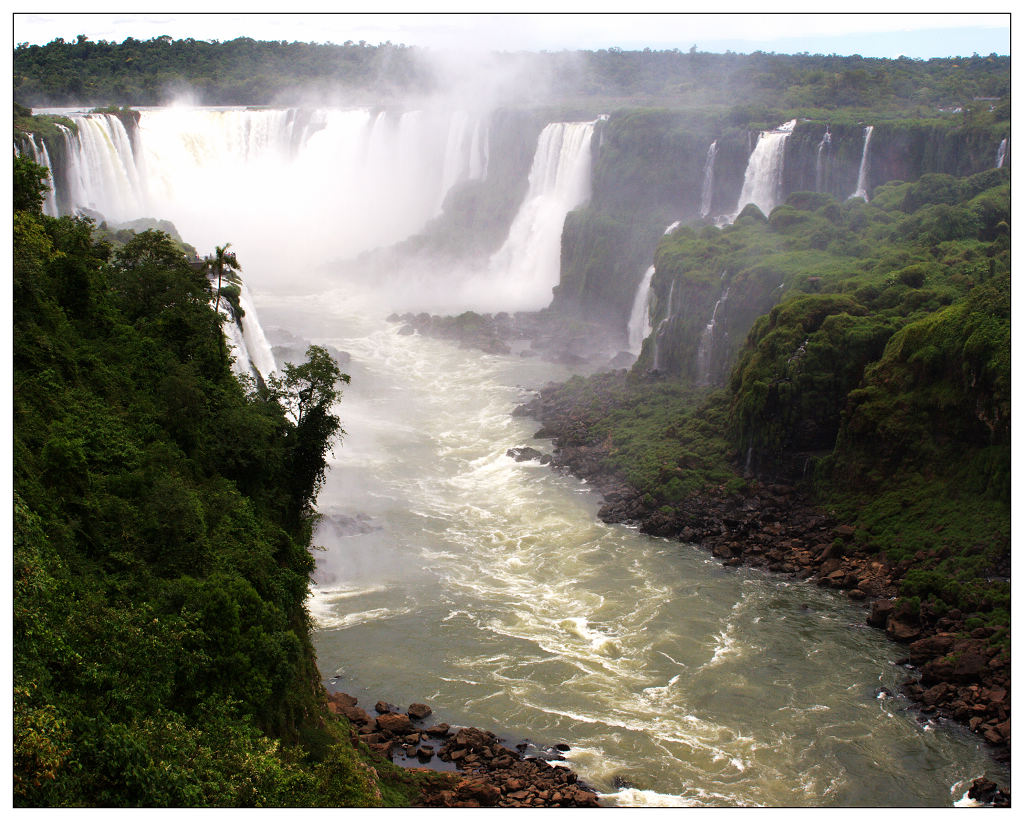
[376,712,413,735]
[425,723,451,737]
[375,700,400,714]
[409,702,433,720]
[867,599,895,628]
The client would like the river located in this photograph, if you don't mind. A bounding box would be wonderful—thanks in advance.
[257,292,1008,808]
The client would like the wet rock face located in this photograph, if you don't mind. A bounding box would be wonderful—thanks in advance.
[325,692,602,808]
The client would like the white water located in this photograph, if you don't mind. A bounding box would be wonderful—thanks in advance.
[650,279,676,372]
[732,119,795,220]
[699,140,718,219]
[695,276,729,387]
[20,133,60,215]
[850,125,874,201]
[815,128,832,193]
[626,265,656,355]
[253,295,1007,807]
[479,120,595,312]
[995,137,1007,168]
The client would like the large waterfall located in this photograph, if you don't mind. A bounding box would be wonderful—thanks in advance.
[35,107,494,299]
[732,119,795,220]
[481,120,596,312]
[32,107,595,316]
[850,125,874,201]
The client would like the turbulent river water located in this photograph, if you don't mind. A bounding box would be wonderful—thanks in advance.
[257,293,1007,808]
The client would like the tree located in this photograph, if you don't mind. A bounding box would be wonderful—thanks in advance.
[205,243,242,317]
[269,346,350,524]
[13,155,51,214]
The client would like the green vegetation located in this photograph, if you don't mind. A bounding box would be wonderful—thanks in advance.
[14,36,1008,113]
[549,167,1009,633]
[13,154,426,806]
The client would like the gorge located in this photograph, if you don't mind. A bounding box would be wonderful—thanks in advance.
[14,41,1010,807]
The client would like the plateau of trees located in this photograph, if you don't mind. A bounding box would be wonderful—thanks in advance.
[13,34,1010,117]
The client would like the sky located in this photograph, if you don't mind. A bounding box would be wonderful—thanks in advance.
[11,10,1012,60]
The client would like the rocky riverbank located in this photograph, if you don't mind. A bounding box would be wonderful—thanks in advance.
[512,383,1011,771]
[325,692,602,808]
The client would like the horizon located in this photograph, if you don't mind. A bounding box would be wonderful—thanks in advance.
[12,12,1012,61]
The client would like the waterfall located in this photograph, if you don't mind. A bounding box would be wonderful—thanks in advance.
[650,280,676,373]
[19,133,60,216]
[996,138,1007,168]
[482,120,596,312]
[695,277,729,386]
[815,127,832,193]
[35,106,493,291]
[732,119,795,220]
[699,140,718,218]
[627,265,656,354]
[850,125,874,201]
[664,220,680,235]
[214,279,277,384]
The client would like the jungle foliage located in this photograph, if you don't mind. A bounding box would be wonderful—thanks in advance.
[14,35,1009,115]
[11,155,424,807]
[554,166,1009,627]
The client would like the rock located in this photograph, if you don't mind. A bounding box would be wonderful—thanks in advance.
[506,446,547,463]
[408,702,433,720]
[425,723,451,736]
[376,712,413,735]
[375,700,400,714]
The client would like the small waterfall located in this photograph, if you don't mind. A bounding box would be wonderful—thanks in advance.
[733,119,795,220]
[20,133,60,215]
[996,138,1007,168]
[699,140,718,218]
[664,220,680,235]
[650,280,676,373]
[216,280,277,384]
[695,278,729,386]
[850,125,874,201]
[484,120,596,311]
[815,127,832,193]
[627,265,656,354]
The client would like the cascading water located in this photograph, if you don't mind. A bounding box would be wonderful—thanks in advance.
[732,119,795,220]
[480,120,595,312]
[698,140,718,219]
[664,220,680,235]
[19,133,60,215]
[850,125,874,201]
[650,279,675,372]
[626,265,656,355]
[695,274,729,386]
[35,106,494,300]
[815,127,832,193]
[996,137,1007,168]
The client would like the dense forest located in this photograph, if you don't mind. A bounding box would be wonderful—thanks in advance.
[13,34,1011,114]
[12,155,437,806]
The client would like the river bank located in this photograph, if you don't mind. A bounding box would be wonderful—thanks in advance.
[513,381,1011,771]
[324,691,601,807]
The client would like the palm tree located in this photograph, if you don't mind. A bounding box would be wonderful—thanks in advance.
[206,243,242,317]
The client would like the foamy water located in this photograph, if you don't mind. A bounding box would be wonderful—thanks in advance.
[256,294,1006,807]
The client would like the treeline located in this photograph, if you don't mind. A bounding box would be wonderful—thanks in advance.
[13,34,1010,114]
[12,156,425,806]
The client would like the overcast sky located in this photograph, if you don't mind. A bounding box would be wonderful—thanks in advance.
[11,11,1011,59]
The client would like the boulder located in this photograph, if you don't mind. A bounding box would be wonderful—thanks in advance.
[408,702,433,720]
[377,712,413,735]
[867,599,894,628]
[375,700,400,714]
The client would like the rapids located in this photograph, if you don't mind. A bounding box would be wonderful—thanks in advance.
[257,296,1007,808]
